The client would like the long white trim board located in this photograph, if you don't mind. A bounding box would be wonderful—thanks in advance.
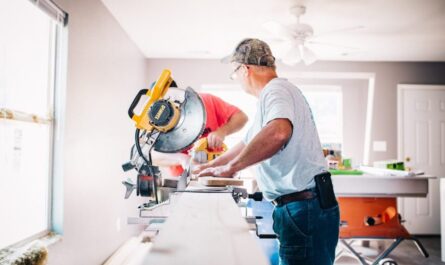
[140,192,270,265]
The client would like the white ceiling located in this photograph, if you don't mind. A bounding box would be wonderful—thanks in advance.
[101,0,445,62]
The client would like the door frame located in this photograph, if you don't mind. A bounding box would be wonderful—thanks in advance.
[397,84,445,162]
[397,84,445,231]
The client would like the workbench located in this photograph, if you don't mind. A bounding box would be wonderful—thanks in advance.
[333,173,432,197]
[333,173,434,265]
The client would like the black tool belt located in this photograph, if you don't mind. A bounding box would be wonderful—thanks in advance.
[272,189,316,207]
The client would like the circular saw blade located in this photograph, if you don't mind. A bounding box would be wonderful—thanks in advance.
[153,87,206,153]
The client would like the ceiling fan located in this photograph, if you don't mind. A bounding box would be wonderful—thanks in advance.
[263,4,363,65]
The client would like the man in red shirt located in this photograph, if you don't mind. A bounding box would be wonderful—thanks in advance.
[152,80,248,176]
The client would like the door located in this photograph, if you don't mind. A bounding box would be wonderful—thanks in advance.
[398,84,445,235]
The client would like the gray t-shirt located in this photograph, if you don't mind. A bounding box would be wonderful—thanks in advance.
[243,78,327,201]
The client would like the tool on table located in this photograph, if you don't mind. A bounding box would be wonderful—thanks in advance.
[176,163,190,191]
[190,137,227,164]
[364,206,397,226]
[174,186,263,204]
[121,69,206,204]
[337,197,429,265]
[121,70,263,234]
[198,176,244,187]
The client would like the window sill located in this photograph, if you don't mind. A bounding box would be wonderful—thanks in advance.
[0,232,62,265]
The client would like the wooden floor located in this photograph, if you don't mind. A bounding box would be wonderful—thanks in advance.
[248,201,443,265]
[336,236,443,265]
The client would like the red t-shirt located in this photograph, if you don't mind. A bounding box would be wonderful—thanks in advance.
[169,93,241,176]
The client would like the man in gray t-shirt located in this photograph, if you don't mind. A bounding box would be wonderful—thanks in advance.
[195,38,339,265]
[242,77,326,201]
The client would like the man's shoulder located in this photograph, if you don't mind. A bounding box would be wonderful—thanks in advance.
[198,93,239,113]
[198,92,220,105]
[198,92,212,99]
[262,79,297,98]
[199,92,228,102]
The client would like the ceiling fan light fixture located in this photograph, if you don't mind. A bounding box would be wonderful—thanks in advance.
[280,45,316,66]
[282,47,301,65]
[302,46,317,65]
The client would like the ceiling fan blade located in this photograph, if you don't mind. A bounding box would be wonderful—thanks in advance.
[268,39,294,58]
[307,40,360,51]
[302,46,316,65]
[262,21,294,40]
[282,46,302,65]
[264,37,288,44]
[312,25,365,38]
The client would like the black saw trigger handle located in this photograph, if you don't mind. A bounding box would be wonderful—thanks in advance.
[128,89,149,119]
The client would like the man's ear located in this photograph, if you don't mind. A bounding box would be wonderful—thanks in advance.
[243,65,250,77]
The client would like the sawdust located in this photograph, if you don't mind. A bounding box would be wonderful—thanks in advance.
[0,241,48,265]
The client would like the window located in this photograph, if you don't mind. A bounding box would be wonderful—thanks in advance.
[299,85,343,146]
[0,0,66,249]
[200,84,343,147]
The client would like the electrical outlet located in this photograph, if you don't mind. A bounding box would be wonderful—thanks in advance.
[116,217,121,232]
[373,141,387,152]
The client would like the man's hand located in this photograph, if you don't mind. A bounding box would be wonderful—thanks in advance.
[192,162,212,175]
[207,130,226,149]
[196,164,237,178]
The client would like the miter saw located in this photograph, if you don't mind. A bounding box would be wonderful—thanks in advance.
[121,69,206,204]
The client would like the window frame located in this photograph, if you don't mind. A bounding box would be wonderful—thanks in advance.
[298,85,343,146]
[0,0,68,249]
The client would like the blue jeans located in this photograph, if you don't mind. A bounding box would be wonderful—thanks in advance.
[272,194,340,265]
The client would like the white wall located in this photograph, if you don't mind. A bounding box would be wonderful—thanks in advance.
[146,59,445,164]
[48,0,148,264]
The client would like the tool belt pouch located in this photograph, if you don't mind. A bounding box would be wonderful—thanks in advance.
[314,172,338,209]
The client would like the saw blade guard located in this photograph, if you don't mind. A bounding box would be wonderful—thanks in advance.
[153,87,206,153]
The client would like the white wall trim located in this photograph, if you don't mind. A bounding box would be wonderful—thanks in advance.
[298,84,342,92]
[279,71,375,80]
[398,84,445,91]
[363,76,375,166]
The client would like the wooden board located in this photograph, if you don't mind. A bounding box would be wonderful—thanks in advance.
[162,177,179,188]
[198,177,244,187]
[140,192,269,265]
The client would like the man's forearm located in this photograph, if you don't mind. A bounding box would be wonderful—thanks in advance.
[209,141,245,167]
[216,111,248,136]
[229,119,292,171]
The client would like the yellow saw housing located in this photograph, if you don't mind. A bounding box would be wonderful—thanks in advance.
[191,137,227,164]
[129,69,180,132]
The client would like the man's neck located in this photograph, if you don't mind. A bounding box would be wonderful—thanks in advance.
[251,73,278,97]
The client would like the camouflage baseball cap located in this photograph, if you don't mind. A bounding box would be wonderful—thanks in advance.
[225,38,276,68]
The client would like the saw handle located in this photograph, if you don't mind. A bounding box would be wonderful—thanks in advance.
[128,89,149,119]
